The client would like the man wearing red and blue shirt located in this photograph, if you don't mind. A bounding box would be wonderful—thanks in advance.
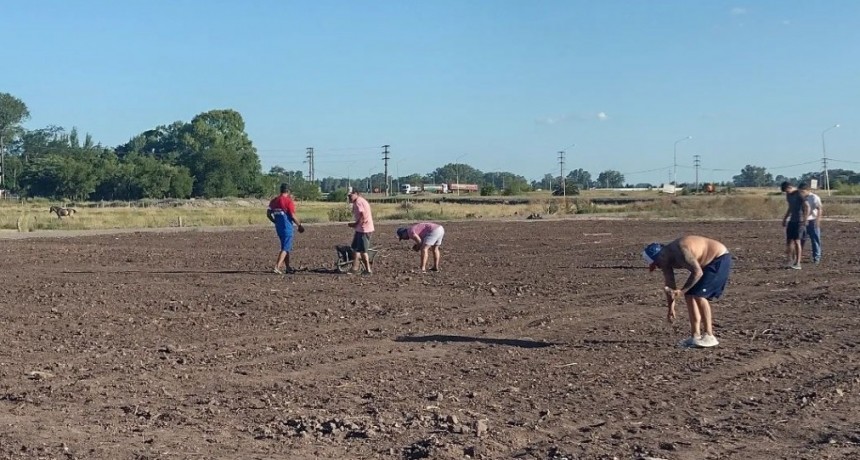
[267,184,304,274]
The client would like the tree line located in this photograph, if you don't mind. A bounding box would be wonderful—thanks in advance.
[731,164,859,189]
[2,92,854,201]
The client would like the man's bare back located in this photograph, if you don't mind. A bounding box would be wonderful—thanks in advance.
[643,235,732,348]
[660,235,728,271]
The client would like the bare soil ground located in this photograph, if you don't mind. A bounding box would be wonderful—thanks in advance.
[1,219,859,460]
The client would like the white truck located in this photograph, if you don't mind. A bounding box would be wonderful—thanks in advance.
[400,183,450,194]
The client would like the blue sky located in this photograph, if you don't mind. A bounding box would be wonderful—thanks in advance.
[3,0,858,184]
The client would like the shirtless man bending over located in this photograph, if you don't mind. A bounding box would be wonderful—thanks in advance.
[642,235,733,348]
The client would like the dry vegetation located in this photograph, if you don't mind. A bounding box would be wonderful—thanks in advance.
[2,190,858,232]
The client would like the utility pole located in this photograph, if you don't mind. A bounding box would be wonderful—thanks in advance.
[0,137,4,189]
[305,147,315,182]
[821,124,839,196]
[673,136,692,189]
[693,154,701,193]
[382,145,391,196]
[558,151,566,199]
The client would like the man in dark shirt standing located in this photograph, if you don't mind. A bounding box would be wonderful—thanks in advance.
[780,181,810,270]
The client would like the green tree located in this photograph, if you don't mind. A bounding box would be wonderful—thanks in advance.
[122,153,194,199]
[774,174,793,187]
[0,93,31,188]
[732,165,774,187]
[15,125,114,200]
[175,109,263,197]
[552,182,580,196]
[483,171,530,194]
[430,163,484,185]
[532,173,556,191]
[20,153,104,200]
[566,168,592,189]
[117,121,186,161]
[13,125,66,163]
[596,170,625,188]
[291,180,322,201]
[1,155,24,191]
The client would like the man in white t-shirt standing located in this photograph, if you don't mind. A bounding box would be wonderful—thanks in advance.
[800,182,823,264]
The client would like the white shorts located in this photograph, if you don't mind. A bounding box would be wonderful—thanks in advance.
[421,226,445,246]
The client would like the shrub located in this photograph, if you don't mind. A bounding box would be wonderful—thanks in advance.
[327,206,353,222]
[327,188,349,202]
[552,183,580,196]
[480,185,496,196]
[385,209,436,221]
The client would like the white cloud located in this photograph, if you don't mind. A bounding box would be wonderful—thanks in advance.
[536,115,564,125]
[730,7,747,15]
[537,112,609,125]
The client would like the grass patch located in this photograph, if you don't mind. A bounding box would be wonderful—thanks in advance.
[629,195,785,219]
[2,192,858,232]
[834,184,860,196]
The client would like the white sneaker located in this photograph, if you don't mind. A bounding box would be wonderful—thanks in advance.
[790,264,802,270]
[678,336,700,348]
[694,334,720,348]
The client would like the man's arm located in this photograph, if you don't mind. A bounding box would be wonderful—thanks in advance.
[411,233,423,251]
[348,207,364,228]
[287,199,301,227]
[782,204,790,226]
[816,197,823,227]
[677,246,704,294]
[266,209,275,224]
[801,200,810,224]
[661,266,677,322]
[288,205,303,228]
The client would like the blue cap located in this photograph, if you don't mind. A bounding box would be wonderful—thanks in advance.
[642,243,663,264]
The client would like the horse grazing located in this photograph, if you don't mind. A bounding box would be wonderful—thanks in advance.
[49,206,77,218]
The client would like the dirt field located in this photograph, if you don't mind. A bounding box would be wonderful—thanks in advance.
[1,219,858,460]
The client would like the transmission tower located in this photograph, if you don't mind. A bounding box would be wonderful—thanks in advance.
[382,145,391,196]
[558,150,566,198]
[693,154,701,192]
[306,147,315,182]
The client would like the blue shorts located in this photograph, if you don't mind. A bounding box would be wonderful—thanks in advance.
[274,215,294,252]
[689,253,732,300]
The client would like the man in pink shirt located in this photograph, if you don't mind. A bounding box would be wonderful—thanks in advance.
[347,191,375,274]
[397,222,445,273]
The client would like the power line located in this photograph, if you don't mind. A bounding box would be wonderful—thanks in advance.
[620,166,673,176]
[829,158,860,165]
[257,146,379,152]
